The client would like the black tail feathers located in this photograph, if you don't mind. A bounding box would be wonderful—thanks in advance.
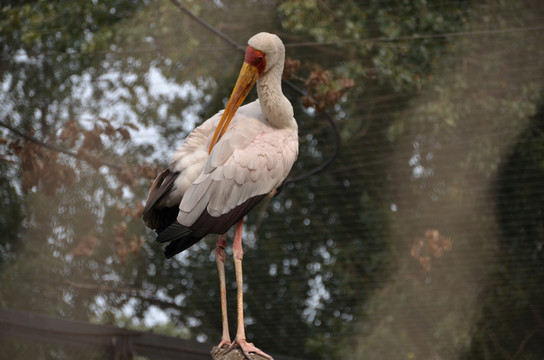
[156,222,202,258]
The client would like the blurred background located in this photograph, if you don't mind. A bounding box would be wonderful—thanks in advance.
[1,0,544,359]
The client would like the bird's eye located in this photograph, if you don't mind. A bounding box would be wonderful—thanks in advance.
[245,47,266,73]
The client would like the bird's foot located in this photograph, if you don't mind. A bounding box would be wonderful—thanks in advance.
[227,338,273,360]
[216,338,232,349]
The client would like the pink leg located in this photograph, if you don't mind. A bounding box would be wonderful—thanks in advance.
[229,220,273,360]
[215,234,231,349]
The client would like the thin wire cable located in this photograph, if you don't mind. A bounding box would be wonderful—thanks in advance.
[3,3,536,182]
[283,24,544,47]
[169,0,244,52]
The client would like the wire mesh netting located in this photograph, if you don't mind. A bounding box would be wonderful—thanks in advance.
[1,1,544,360]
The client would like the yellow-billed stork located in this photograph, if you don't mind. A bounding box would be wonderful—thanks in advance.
[143,32,298,359]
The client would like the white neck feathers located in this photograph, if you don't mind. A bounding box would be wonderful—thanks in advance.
[257,63,295,130]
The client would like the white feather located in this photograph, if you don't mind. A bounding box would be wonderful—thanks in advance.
[161,33,298,229]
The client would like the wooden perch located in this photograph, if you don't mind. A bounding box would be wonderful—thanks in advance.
[211,346,271,360]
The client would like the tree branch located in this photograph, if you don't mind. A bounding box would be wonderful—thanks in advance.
[0,119,123,171]
[65,280,186,313]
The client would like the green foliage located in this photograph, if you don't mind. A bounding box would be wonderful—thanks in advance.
[469,105,544,360]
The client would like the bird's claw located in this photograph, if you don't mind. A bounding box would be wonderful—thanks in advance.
[216,339,232,349]
[225,338,273,360]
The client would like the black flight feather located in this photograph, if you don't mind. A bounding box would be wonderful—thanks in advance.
[142,169,180,233]
[156,193,268,258]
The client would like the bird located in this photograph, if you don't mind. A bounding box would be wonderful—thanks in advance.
[142,32,298,360]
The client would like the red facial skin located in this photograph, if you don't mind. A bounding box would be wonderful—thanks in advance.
[244,46,266,74]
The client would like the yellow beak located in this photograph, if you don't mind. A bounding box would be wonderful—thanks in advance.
[208,62,260,154]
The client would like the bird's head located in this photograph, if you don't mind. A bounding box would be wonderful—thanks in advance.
[208,33,285,153]
[247,32,285,74]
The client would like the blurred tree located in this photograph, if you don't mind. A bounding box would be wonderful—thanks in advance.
[467,100,544,359]
[0,161,24,264]
[320,1,544,359]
